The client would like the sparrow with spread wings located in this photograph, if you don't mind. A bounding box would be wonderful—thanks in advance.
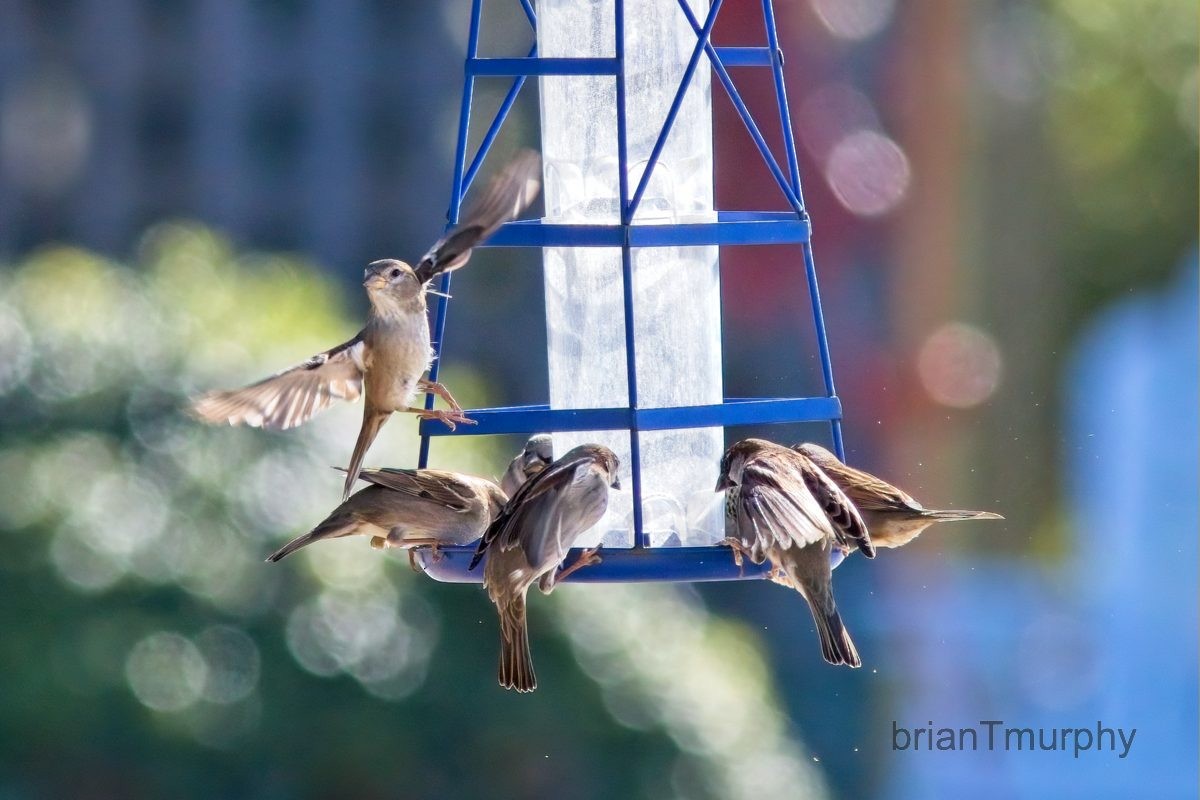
[191,151,542,499]
[717,438,874,667]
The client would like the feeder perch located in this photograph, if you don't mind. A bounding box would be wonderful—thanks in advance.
[415,0,845,582]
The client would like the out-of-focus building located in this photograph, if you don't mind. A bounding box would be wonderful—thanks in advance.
[0,1,470,268]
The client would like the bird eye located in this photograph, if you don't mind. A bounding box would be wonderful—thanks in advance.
[390,268,401,278]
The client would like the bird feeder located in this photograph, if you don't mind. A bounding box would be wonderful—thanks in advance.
[415,0,845,582]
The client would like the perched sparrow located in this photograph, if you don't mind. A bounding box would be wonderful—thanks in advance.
[191,150,542,499]
[794,443,1003,550]
[500,433,553,497]
[717,438,873,667]
[266,467,507,563]
[470,444,620,692]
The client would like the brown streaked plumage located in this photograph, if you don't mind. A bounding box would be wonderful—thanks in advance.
[794,443,1004,551]
[471,443,620,693]
[266,468,507,563]
[190,150,542,499]
[717,438,872,668]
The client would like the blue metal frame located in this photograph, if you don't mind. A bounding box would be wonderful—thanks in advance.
[415,0,847,583]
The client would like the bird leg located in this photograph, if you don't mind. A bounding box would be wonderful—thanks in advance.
[404,406,476,431]
[370,535,444,571]
[765,566,794,589]
[417,379,463,412]
[555,546,603,583]
[404,543,445,572]
[720,537,748,568]
[721,537,753,573]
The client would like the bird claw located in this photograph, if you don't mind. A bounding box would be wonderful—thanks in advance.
[556,545,603,583]
[418,379,465,413]
[402,543,443,572]
[415,408,476,431]
[721,537,751,575]
[765,566,794,589]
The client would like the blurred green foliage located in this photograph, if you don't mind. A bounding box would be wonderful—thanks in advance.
[1046,0,1197,322]
[0,224,823,800]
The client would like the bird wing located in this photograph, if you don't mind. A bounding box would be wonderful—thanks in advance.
[735,451,874,558]
[735,460,829,554]
[413,150,541,285]
[468,447,592,570]
[792,455,875,558]
[795,443,921,514]
[350,468,481,513]
[191,333,365,430]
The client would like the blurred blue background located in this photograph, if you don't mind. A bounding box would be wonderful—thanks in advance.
[0,1,1195,798]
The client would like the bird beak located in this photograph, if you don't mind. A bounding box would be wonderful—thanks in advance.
[363,274,388,290]
[714,474,732,492]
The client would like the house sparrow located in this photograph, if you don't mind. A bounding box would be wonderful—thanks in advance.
[794,443,1003,550]
[265,467,507,563]
[717,438,873,667]
[191,150,542,499]
[470,444,620,692]
[500,433,553,497]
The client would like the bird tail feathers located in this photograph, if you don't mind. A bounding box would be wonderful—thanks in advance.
[497,594,536,692]
[810,605,861,668]
[343,411,389,501]
[925,509,1004,522]
[266,517,355,563]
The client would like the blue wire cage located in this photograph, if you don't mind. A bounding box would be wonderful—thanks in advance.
[414,0,846,583]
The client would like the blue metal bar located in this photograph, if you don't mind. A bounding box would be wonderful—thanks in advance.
[761,0,802,198]
[629,215,807,246]
[419,0,483,470]
[675,1,804,214]
[761,1,833,453]
[414,543,845,583]
[613,0,647,549]
[483,211,811,248]
[425,405,633,436]
[518,0,536,27]
[637,396,840,429]
[800,240,844,459]
[627,0,724,219]
[417,545,774,583]
[714,46,773,66]
[466,56,620,76]
[462,42,537,194]
[418,396,842,437]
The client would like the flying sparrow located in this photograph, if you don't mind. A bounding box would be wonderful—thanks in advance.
[470,443,620,692]
[794,443,1003,551]
[717,438,873,667]
[500,433,553,497]
[191,150,542,499]
[265,467,507,563]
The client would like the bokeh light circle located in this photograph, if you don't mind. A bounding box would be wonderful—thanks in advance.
[825,129,911,217]
[916,322,1004,408]
[125,631,208,712]
[810,0,896,41]
[195,625,261,705]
